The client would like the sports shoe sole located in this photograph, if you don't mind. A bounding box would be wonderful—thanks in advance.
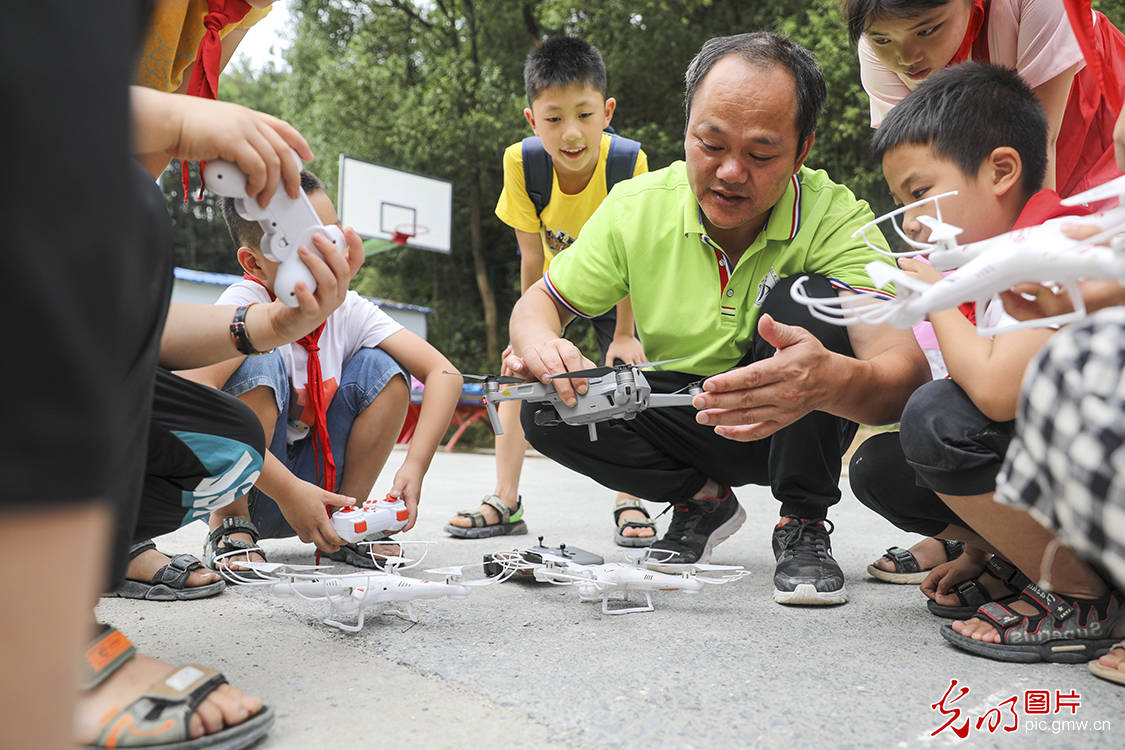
[648,503,746,572]
[773,582,848,605]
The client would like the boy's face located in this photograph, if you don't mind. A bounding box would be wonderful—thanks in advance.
[864,1,972,88]
[524,83,616,183]
[245,189,341,289]
[881,142,1010,244]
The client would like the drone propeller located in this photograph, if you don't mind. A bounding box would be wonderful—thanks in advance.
[1061,174,1125,207]
[916,215,963,244]
[455,371,527,385]
[690,563,746,572]
[547,357,687,380]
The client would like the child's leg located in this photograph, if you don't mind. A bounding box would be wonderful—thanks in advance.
[940,492,1125,644]
[133,370,266,580]
[207,352,290,560]
[322,347,410,501]
[449,398,525,529]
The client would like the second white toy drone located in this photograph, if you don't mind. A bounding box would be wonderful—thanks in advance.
[791,176,1125,335]
[488,545,749,615]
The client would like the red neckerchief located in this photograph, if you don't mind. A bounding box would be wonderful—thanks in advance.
[950,0,987,65]
[1064,0,1121,111]
[956,190,1094,323]
[181,0,254,202]
[242,273,337,492]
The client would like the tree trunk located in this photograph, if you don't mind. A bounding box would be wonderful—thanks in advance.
[468,170,499,361]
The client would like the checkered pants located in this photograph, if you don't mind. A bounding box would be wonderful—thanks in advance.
[996,307,1125,590]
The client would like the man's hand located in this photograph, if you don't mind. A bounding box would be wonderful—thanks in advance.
[604,334,647,366]
[692,314,833,442]
[516,338,596,406]
[266,227,365,342]
[278,480,355,553]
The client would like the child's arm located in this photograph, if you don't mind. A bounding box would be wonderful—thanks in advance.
[901,258,1054,422]
[516,229,545,294]
[374,331,462,531]
[605,298,647,366]
[255,452,355,551]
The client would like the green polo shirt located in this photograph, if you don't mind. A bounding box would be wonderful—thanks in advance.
[544,161,894,376]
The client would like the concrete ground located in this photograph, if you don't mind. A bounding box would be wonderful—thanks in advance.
[98,448,1122,749]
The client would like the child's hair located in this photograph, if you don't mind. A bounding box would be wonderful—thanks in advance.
[221,169,325,251]
[524,36,607,104]
[840,0,952,45]
[684,32,825,148]
[872,63,1048,199]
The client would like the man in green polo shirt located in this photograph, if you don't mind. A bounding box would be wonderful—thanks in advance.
[508,32,929,606]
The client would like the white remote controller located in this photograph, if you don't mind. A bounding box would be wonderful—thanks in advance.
[330,494,410,543]
[203,152,346,306]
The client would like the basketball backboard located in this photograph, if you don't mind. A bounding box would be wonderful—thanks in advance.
[338,155,453,254]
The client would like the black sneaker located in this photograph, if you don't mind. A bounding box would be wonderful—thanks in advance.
[771,517,848,605]
[648,487,745,570]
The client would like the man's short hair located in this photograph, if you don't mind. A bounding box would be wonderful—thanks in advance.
[221,169,325,251]
[840,0,952,46]
[524,36,608,104]
[872,63,1048,198]
[683,32,826,148]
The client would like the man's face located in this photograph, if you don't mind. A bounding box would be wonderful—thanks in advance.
[864,1,972,89]
[881,142,1008,244]
[684,56,811,250]
[525,83,616,184]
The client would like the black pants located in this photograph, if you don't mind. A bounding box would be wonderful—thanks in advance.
[523,275,858,519]
[133,370,266,542]
[849,378,1013,537]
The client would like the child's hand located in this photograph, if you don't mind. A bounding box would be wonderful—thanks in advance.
[604,335,647,366]
[267,227,365,343]
[919,546,986,602]
[389,468,423,532]
[278,479,356,552]
[499,344,528,379]
[897,256,943,284]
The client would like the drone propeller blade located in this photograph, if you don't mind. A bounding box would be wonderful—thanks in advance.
[1061,174,1125,207]
[547,365,613,379]
[424,566,465,576]
[459,372,527,385]
[632,357,687,370]
[690,563,746,572]
[916,215,963,243]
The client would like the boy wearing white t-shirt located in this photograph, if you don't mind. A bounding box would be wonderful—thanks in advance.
[187,170,462,569]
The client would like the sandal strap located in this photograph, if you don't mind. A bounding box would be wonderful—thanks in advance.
[940,539,965,560]
[95,664,227,747]
[613,496,650,519]
[951,578,992,608]
[125,539,157,560]
[881,546,921,574]
[618,518,657,531]
[974,601,1026,638]
[81,625,136,691]
[481,495,513,524]
[153,554,205,588]
[207,516,262,546]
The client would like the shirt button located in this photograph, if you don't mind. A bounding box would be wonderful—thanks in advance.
[726,289,734,297]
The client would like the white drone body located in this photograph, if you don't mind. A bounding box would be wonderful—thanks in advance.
[203,150,346,306]
[791,177,1125,335]
[490,547,748,615]
[217,543,500,632]
[474,361,701,442]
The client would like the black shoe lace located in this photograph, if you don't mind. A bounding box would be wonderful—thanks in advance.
[778,518,835,560]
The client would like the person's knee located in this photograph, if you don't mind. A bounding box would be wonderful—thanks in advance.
[899,379,967,466]
[848,432,897,509]
[756,274,854,358]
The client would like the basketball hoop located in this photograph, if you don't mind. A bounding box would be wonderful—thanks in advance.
[391,223,430,246]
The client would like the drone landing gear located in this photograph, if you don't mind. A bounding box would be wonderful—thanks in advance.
[600,591,654,615]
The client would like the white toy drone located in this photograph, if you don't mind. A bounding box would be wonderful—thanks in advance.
[461,359,701,441]
[790,177,1125,335]
[488,545,748,615]
[203,150,346,306]
[216,543,505,632]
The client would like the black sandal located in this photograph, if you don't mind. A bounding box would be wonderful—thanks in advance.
[110,540,224,601]
[927,556,1031,619]
[867,538,964,584]
[202,517,267,581]
[613,496,656,548]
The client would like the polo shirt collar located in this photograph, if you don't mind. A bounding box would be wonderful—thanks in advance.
[682,170,804,245]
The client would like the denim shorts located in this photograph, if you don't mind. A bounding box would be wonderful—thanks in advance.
[222,346,408,538]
